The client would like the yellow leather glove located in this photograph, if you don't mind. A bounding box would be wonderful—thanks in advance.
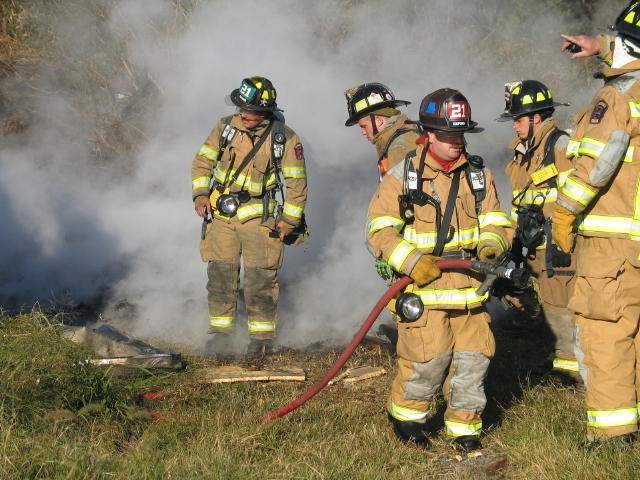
[478,246,502,263]
[409,255,442,287]
[552,205,576,253]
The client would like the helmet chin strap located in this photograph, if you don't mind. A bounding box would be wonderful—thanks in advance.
[370,114,379,136]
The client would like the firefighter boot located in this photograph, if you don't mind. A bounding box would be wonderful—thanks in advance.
[451,435,483,452]
[205,332,235,356]
[246,339,274,359]
[580,432,637,452]
[387,414,431,449]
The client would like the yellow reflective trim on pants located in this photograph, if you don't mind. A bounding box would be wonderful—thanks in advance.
[369,216,405,234]
[209,316,235,328]
[444,420,482,437]
[389,401,428,422]
[587,408,638,428]
[553,358,579,372]
[388,240,417,271]
[247,320,276,333]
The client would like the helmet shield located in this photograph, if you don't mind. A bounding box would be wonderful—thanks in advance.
[410,88,481,136]
[344,82,410,126]
[496,80,565,122]
[229,76,282,113]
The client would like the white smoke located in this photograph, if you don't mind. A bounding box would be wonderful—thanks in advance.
[0,0,627,353]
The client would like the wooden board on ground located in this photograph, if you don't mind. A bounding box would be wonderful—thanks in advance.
[329,366,386,385]
[198,365,306,383]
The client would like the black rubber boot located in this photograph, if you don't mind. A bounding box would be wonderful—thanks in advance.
[387,414,431,449]
[451,435,483,452]
[246,339,274,358]
[580,432,637,452]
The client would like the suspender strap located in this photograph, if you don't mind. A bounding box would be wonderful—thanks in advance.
[229,121,274,184]
[433,169,461,256]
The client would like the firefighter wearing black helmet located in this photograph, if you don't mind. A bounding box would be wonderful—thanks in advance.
[345,83,420,179]
[366,88,512,452]
[496,80,579,378]
[191,76,307,358]
[552,0,640,448]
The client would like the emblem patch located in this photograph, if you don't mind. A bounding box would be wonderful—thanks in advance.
[294,143,304,160]
[589,100,608,124]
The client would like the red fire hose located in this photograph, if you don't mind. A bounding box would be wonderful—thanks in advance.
[263,258,472,421]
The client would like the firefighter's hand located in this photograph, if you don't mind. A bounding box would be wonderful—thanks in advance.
[409,255,441,287]
[194,195,211,218]
[552,205,576,253]
[560,34,601,59]
[277,220,295,240]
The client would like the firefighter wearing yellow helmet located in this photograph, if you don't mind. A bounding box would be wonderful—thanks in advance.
[367,88,512,452]
[496,80,579,377]
[552,1,640,448]
[191,76,308,358]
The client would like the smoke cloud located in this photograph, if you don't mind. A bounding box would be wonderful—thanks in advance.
[0,0,627,353]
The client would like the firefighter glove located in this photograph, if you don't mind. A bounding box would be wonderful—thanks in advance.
[478,246,502,263]
[409,255,442,287]
[552,205,576,253]
[375,259,394,280]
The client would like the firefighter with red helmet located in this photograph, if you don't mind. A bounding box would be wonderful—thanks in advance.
[191,76,307,358]
[367,88,512,451]
[496,80,579,377]
[344,82,421,180]
[552,1,640,448]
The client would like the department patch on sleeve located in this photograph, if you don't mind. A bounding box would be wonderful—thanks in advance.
[589,100,608,124]
[294,143,304,161]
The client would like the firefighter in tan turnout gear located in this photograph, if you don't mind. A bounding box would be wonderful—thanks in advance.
[191,76,307,358]
[367,88,512,451]
[552,1,640,448]
[345,83,421,342]
[496,80,579,376]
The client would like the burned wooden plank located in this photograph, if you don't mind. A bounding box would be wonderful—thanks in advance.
[198,365,306,383]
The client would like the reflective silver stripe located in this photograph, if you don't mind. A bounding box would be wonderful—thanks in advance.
[416,287,489,307]
[388,240,417,271]
[444,420,482,437]
[553,358,580,372]
[389,401,428,422]
[478,211,511,228]
[587,408,638,428]
[561,177,597,207]
[577,137,606,159]
[283,202,303,219]
[368,216,404,234]
[209,316,234,328]
[479,231,507,250]
[578,214,640,239]
[247,320,276,333]
[192,176,211,191]
[282,166,306,178]
[198,144,219,161]
[403,226,479,250]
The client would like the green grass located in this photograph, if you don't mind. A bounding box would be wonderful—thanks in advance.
[1,308,639,479]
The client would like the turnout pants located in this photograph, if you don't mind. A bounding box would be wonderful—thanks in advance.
[569,237,640,440]
[388,307,495,438]
[200,215,284,340]
[530,254,578,373]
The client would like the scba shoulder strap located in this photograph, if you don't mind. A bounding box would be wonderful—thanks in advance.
[541,128,568,189]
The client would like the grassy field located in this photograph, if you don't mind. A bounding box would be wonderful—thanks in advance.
[1,308,639,480]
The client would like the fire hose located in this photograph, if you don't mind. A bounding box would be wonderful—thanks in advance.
[263,258,528,421]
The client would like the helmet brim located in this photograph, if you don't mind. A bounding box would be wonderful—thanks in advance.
[494,101,567,122]
[345,100,410,126]
[406,119,483,135]
[229,88,283,113]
